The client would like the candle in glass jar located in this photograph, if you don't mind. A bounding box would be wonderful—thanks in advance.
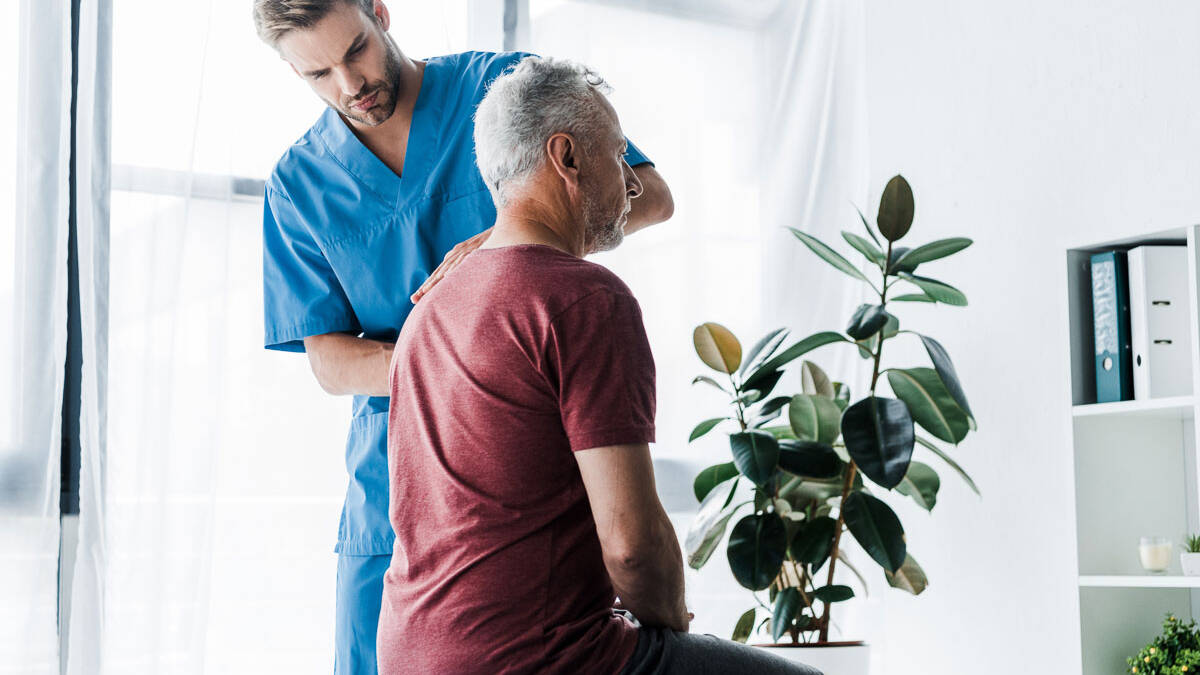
[1140,537,1172,573]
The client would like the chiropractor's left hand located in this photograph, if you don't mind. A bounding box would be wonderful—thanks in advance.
[410,226,494,304]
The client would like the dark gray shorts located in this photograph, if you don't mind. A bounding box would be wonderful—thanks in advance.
[618,627,824,675]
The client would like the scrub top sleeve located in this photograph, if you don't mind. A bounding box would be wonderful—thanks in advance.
[261,187,362,353]
[623,136,653,168]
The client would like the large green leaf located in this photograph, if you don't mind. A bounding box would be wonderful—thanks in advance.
[885,553,928,595]
[778,440,841,479]
[843,491,907,573]
[898,273,967,306]
[886,246,919,275]
[894,237,973,267]
[693,462,739,502]
[896,461,941,511]
[841,397,915,489]
[800,360,835,398]
[694,322,742,373]
[890,293,935,303]
[886,368,970,443]
[727,513,789,591]
[739,328,790,376]
[846,304,891,340]
[731,608,756,643]
[789,515,837,571]
[812,584,855,604]
[772,588,801,643]
[788,394,842,445]
[842,231,885,266]
[788,228,871,283]
[877,175,914,242]
[689,417,728,443]
[730,431,780,487]
[684,476,740,569]
[918,334,976,428]
[746,332,848,390]
[744,369,785,400]
[916,436,980,496]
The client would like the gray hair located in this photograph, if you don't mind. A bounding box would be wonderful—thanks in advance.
[474,56,613,207]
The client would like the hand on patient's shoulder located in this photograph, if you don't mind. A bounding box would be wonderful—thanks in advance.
[410,226,494,304]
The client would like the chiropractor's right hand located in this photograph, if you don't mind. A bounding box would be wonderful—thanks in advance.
[410,226,494,304]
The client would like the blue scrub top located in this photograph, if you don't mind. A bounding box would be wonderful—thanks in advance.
[262,51,652,555]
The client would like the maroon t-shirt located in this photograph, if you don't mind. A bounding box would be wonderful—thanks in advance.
[378,244,655,675]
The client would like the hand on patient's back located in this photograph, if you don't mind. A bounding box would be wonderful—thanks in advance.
[410,227,493,303]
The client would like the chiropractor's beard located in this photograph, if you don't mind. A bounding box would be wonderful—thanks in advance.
[582,191,630,254]
[336,37,405,127]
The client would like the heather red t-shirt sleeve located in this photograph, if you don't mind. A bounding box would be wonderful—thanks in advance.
[546,288,656,451]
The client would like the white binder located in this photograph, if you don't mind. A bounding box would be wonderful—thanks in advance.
[1128,245,1192,399]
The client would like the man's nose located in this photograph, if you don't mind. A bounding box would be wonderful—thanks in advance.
[334,67,366,99]
[625,164,643,199]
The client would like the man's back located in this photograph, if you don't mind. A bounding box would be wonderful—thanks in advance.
[379,244,654,674]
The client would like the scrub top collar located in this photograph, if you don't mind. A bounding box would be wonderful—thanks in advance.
[312,58,444,208]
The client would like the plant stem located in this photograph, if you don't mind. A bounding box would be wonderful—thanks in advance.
[818,240,893,642]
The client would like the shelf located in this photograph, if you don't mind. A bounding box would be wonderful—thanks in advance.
[1080,575,1200,588]
[1072,396,1195,420]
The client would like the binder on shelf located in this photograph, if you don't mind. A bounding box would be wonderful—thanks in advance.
[1090,251,1133,403]
[1128,245,1192,399]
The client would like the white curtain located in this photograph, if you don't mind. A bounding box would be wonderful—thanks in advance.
[1,0,72,672]
[524,0,869,640]
[93,2,472,672]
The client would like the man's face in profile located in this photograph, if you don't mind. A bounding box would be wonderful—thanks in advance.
[580,96,642,254]
[277,2,404,128]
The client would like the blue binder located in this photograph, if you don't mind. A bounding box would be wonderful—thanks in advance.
[1091,251,1133,402]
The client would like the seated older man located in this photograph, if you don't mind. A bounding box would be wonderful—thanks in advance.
[377,56,822,675]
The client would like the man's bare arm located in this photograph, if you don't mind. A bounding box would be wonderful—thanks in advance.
[303,332,393,396]
[625,164,674,236]
[575,442,688,632]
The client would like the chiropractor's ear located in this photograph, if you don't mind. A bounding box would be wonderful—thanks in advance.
[373,0,391,31]
[546,133,582,191]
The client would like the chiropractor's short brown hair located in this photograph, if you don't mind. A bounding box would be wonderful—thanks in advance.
[253,0,375,47]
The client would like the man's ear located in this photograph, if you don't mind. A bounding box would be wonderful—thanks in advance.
[546,133,581,189]
[374,0,391,31]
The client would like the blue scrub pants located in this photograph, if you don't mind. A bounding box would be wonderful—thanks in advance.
[335,553,391,675]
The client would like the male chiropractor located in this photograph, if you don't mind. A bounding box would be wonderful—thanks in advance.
[380,56,820,674]
[253,2,673,673]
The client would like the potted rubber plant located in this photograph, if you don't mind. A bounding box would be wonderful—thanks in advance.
[684,175,980,673]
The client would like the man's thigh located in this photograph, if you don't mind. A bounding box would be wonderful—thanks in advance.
[334,553,391,675]
[621,627,824,675]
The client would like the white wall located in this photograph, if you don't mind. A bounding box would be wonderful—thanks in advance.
[861,2,1200,673]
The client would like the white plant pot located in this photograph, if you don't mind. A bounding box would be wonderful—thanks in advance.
[755,642,870,675]
[1181,552,1200,576]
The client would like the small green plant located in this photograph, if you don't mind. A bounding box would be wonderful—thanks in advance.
[1185,535,1200,554]
[1128,614,1200,674]
[684,175,981,645]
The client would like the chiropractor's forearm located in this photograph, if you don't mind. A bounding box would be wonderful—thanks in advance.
[604,510,689,632]
[624,164,674,236]
[303,332,394,397]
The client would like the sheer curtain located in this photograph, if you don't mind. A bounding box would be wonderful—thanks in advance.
[1,0,72,672]
[523,0,869,640]
[92,2,473,672]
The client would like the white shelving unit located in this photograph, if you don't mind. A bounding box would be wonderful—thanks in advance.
[1067,226,1200,674]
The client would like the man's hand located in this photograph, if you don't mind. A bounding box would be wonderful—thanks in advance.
[410,227,494,303]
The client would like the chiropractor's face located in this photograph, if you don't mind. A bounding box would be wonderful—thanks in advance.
[579,97,643,254]
[277,1,404,127]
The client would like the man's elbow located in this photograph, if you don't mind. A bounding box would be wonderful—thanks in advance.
[603,523,677,572]
[653,186,675,223]
[643,180,674,224]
